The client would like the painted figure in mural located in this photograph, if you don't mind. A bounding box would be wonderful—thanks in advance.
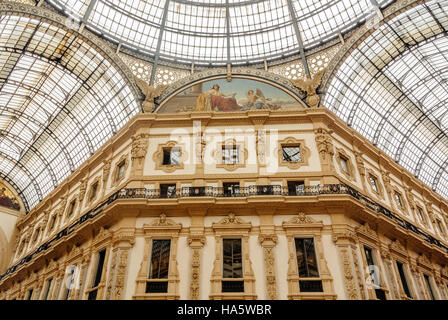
[245,89,271,109]
[195,84,240,111]
[0,186,20,210]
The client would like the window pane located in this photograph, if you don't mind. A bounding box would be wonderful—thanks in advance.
[282,146,301,162]
[149,239,171,279]
[340,157,349,173]
[223,146,239,164]
[424,274,436,300]
[369,176,378,192]
[223,239,243,278]
[295,238,319,278]
[93,249,106,288]
[396,261,412,298]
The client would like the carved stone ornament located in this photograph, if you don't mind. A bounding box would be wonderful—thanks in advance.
[131,133,149,161]
[216,213,245,225]
[389,239,407,255]
[149,213,179,227]
[284,211,320,225]
[102,159,112,184]
[356,222,378,241]
[314,128,334,162]
[417,253,431,267]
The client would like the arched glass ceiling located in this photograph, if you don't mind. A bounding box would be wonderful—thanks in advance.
[325,0,448,199]
[0,14,139,211]
[46,0,394,65]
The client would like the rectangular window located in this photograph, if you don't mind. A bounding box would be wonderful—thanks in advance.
[394,192,403,208]
[116,161,125,180]
[64,266,76,300]
[42,278,53,300]
[223,182,240,196]
[295,238,319,278]
[26,288,33,300]
[67,200,76,217]
[282,145,301,162]
[149,240,171,279]
[223,239,243,278]
[417,207,426,222]
[163,147,180,165]
[340,156,349,174]
[424,274,436,300]
[222,146,239,164]
[160,184,176,198]
[222,239,244,293]
[146,239,171,293]
[88,249,106,300]
[90,182,98,201]
[369,175,379,193]
[288,180,305,196]
[396,261,412,298]
[437,220,445,236]
[364,246,383,297]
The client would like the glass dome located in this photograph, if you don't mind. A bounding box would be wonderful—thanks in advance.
[46,0,394,66]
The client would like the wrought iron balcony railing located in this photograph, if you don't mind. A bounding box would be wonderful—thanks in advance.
[1,183,447,282]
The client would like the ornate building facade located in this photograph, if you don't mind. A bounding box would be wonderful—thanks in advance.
[0,0,447,301]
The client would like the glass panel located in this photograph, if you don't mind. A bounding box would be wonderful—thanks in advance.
[424,274,436,300]
[369,176,378,192]
[149,239,171,279]
[222,146,239,164]
[282,146,301,162]
[92,249,106,288]
[340,157,349,173]
[117,162,125,179]
[295,238,319,278]
[223,239,243,278]
[43,278,52,300]
[396,261,412,298]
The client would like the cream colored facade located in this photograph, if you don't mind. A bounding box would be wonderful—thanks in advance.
[0,106,447,300]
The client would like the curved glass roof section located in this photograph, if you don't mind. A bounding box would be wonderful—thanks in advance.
[46,0,394,65]
[325,0,448,199]
[0,14,139,211]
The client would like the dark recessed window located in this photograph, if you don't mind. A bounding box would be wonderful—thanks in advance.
[424,274,436,300]
[364,246,382,292]
[295,238,319,278]
[163,147,180,165]
[67,200,76,217]
[369,175,379,193]
[282,145,301,162]
[49,215,56,232]
[147,239,171,293]
[116,161,125,180]
[396,261,412,298]
[288,181,305,195]
[437,220,445,237]
[160,184,176,198]
[222,146,239,164]
[149,240,171,279]
[90,182,98,200]
[394,192,403,208]
[88,249,106,300]
[26,288,33,300]
[64,266,76,300]
[223,239,243,279]
[340,156,349,174]
[223,182,240,196]
[42,278,53,300]
[417,207,426,223]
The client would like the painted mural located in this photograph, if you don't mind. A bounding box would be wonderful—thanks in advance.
[0,182,20,211]
[158,78,304,113]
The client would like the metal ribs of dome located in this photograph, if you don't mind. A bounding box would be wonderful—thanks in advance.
[0,6,140,211]
[45,0,394,67]
[325,0,448,200]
